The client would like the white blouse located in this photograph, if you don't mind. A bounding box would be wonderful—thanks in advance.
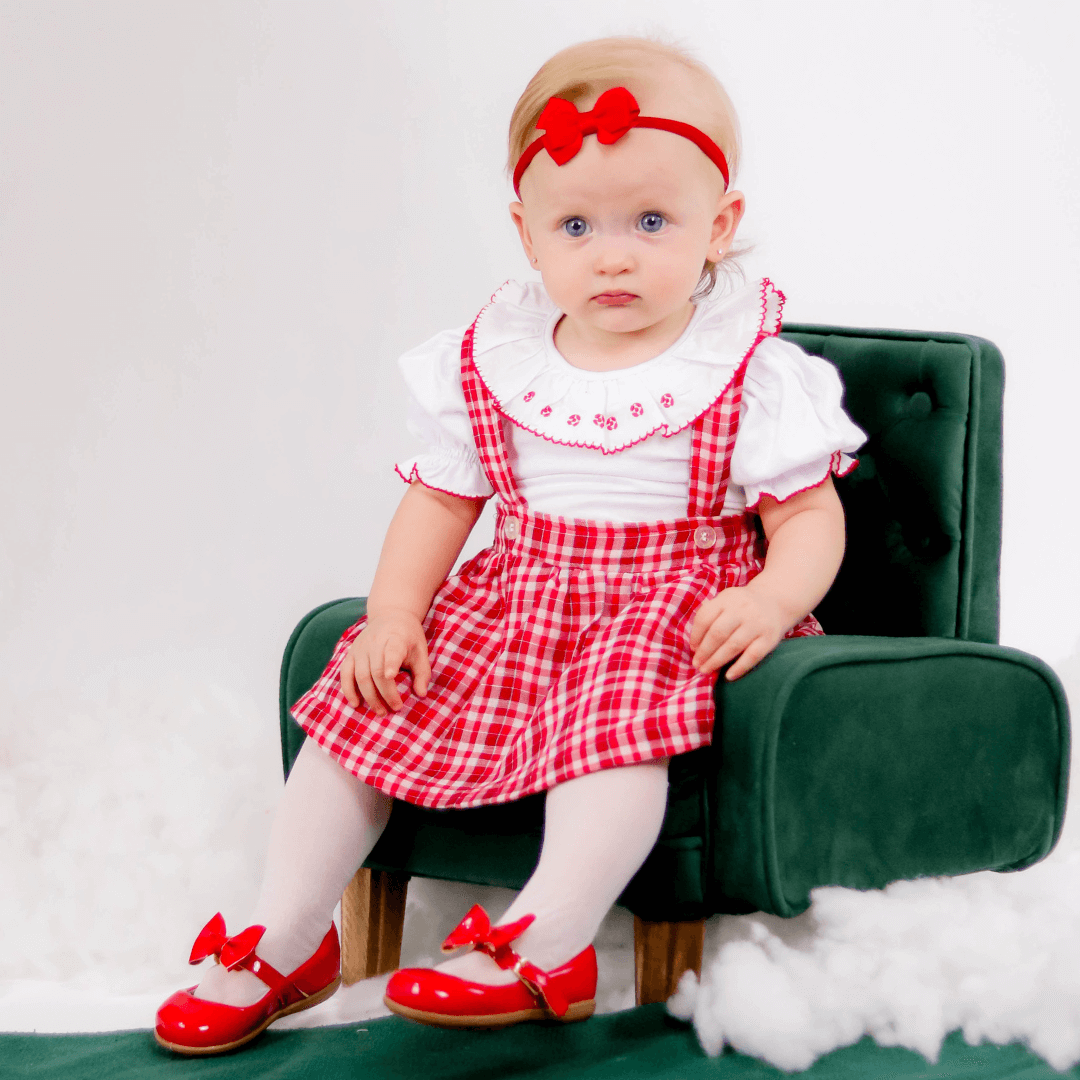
[394,279,867,522]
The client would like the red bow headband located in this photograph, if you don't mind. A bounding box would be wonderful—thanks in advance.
[513,86,730,197]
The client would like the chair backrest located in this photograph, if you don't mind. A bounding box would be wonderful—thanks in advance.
[780,325,1003,644]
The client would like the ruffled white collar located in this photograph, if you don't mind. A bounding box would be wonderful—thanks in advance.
[470,277,784,453]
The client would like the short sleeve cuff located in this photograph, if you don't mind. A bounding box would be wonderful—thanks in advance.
[394,451,495,500]
[744,451,858,511]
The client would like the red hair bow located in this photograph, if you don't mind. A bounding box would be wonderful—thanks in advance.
[188,912,267,971]
[536,86,640,166]
[513,86,730,197]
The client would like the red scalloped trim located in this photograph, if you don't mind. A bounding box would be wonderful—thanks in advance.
[758,276,786,337]
[467,278,785,456]
[743,452,859,512]
[486,402,680,455]
[394,461,494,501]
[835,452,859,479]
[469,278,519,352]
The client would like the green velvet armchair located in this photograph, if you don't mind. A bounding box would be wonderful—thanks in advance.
[279,324,1070,1004]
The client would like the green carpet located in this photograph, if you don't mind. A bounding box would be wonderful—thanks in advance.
[1,1005,1068,1080]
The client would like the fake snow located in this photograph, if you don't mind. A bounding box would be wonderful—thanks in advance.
[0,649,1076,1074]
[669,645,1080,1071]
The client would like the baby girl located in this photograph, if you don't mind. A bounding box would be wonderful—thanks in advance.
[155,34,865,1054]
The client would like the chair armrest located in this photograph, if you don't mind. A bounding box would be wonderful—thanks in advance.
[279,597,367,779]
[710,635,1070,917]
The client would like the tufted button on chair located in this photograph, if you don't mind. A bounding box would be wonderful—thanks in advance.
[278,324,1069,1005]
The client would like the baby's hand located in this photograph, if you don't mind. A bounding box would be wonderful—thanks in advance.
[688,583,791,682]
[340,609,431,716]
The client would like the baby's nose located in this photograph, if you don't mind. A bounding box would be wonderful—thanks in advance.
[593,241,635,274]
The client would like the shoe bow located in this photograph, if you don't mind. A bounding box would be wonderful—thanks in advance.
[188,913,267,971]
[441,904,535,955]
[440,904,570,1017]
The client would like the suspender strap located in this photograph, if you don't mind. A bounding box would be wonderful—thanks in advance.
[460,320,524,510]
[687,356,751,518]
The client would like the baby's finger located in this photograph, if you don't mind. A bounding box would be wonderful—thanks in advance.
[374,639,406,711]
[339,654,360,708]
[410,640,432,698]
[382,636,408,681]
[724,636,774,682]
[692,611,741,669]
[697,625,755,675]
[688,596,724,650]
[352,660,390,721]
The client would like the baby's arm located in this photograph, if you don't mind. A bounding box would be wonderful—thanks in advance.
[340,481,486,715]
[688,477,845,681]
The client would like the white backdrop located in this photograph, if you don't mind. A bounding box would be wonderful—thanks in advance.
[2,0,1080,1043]
[2,0,1079,700]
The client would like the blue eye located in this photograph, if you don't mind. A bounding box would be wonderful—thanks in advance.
[562,217,589,238]
[639,212,665,233]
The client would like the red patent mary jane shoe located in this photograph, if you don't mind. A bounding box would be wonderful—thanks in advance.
[384,904,597,1028]
[154,914,341,1055]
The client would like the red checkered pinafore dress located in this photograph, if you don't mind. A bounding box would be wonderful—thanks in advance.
[292,318,823,810]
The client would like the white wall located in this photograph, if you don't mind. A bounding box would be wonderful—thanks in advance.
[4,1,1077,713]
[1,1,1077,750]
[3,0,1078,997]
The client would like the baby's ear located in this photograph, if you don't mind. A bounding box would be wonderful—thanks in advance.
[508,201,534,261]
[711,189,746,247]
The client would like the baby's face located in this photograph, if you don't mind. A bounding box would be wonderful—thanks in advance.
[511,116,741,343]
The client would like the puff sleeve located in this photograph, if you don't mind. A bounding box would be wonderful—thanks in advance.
[393,327,495,499]
[732,336,867,509]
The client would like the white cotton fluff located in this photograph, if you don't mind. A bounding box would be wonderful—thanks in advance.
[666,967,700,1022]
[670,644,1080,1073]
[0,669,282,1025]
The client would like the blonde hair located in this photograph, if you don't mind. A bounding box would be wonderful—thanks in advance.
[507,37,745,296]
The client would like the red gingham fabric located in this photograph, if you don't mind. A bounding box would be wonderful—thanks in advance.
[292,310,823,809]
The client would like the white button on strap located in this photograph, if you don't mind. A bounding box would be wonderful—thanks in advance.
[694,525,716,550]
[504,516,520,540]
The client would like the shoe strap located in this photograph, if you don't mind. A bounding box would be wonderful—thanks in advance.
[488,941,570,1018]
[441,904,568,1017]
[228,945,289,996]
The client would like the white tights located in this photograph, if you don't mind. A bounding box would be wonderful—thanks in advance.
[194,739,669,1006]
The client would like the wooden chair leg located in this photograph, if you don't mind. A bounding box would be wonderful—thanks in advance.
[633,916,705,1005]
[340,867,410,985]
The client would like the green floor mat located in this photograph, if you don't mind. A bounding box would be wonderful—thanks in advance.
[1,1004,1068,1080]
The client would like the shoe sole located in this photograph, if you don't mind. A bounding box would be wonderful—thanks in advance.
[154,976,342,1056]
[383,995,595,1029]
